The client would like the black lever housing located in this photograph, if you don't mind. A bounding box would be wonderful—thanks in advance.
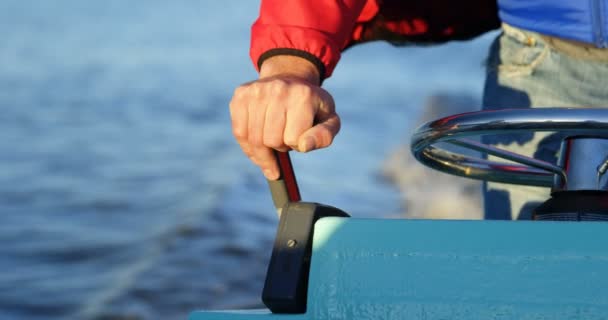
[262,201,349,313]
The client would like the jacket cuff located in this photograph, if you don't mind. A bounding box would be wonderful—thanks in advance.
[257,48,326,84]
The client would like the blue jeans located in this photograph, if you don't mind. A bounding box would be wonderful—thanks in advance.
[482,23,608,220]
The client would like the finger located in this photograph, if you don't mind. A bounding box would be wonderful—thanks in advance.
[252,145,280,180]
[247,82,268,151]
[244,85,267,169]
[298,114,341,152]
[229,86,249,146]
[284,97,314,150]
[246,91,280,180]
[263,100,289,152]
[230,87,257,165]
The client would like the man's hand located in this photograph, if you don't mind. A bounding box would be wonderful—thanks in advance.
[229,55,340,180]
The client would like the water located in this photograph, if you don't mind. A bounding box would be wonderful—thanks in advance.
[0,1,497,319]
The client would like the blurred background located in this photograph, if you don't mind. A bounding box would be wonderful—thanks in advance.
[0,1,497,319]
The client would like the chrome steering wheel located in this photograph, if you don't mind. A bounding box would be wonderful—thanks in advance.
[411,108,608,188]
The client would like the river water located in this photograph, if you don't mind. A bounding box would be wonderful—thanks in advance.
[0,1,496,319]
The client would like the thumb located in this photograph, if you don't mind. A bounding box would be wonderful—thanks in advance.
[297,114,340,152]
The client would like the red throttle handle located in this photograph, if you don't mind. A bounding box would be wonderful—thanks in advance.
[267,151,301,215]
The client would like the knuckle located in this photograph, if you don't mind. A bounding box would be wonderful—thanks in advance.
[250,82,263,97]
[241,144,252,156]
[320,132,334,147]
[269,78,287,93]
[232,84,251,101]
[314,124,337,149]
[249,155,261,166]
[232,127,247,140]
[297,83,313,98]
[284,135,298,148]
[264,134,284,149]
[233,85,248,99]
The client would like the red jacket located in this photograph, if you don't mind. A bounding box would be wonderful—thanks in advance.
[251,0,500,80]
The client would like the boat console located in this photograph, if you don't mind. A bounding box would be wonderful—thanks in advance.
[190,108,608,319]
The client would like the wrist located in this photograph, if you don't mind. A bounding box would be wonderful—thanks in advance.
[259,55,321,86]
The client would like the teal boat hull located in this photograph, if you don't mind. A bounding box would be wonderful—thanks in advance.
[191,218,608,319]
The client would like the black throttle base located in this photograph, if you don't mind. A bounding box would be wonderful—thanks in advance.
[262,202,349,313]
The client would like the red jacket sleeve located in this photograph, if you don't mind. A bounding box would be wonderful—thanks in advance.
[250,0,500,81]
[250,0,378,80]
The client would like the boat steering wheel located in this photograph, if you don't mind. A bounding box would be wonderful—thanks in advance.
[411,108,608,188]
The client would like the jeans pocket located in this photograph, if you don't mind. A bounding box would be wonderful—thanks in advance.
[494,24,549,77]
